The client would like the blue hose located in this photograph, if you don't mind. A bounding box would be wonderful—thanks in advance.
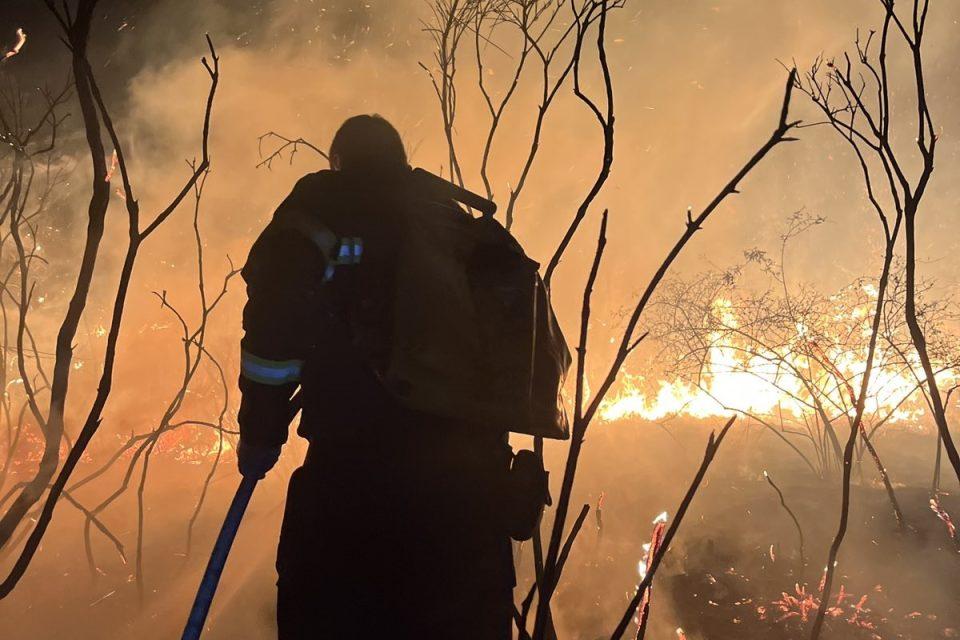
[181,476,259,640]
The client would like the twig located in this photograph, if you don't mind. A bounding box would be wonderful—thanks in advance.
[256,131,328,169]
[763,470,806,568]
[518,503,591,637]
[609,417,736,640]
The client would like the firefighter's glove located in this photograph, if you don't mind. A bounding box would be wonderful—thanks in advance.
[237,441,282,480]
[506,449,552,542]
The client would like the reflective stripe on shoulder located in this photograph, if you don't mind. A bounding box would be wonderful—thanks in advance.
[283,212,363,282]
[323,237,364,281]
[335,237,363,265]
[240,349,303,385]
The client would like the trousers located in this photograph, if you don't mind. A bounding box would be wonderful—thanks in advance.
[275,432,514,639]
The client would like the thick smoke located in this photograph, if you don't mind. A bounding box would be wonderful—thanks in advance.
[0,1,959,638]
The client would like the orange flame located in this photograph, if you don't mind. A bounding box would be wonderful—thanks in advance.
[600,295,949,426]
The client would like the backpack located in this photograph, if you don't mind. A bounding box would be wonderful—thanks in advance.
[298,168,572,440]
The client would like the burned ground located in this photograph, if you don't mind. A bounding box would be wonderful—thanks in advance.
[2,423,958,639]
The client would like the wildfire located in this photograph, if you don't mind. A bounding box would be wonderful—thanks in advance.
[599,296,949,426]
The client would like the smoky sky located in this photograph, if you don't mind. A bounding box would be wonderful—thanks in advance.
[0,1,398,119]
[1,0,960,378]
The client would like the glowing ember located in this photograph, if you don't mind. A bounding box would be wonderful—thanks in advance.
[118,427,234,465]
[3,28,26,60]
[105,150,119,182]
[635,512,669,633]
[930,493,957,540]
[596,491,605,536]
[760,583,880,636]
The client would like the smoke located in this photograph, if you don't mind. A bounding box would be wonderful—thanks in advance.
[2,1,960,637]
[25,0,959,347]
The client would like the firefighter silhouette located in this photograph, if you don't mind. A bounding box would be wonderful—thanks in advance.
[238,115,539,639]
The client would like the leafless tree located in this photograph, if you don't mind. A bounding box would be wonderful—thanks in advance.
[790,0,957,636]
[257,3,799,637]
[652,217,959,539]
[0,0,221,597]
[420,0,482,189]
[888,0,960,491]
[528,65,798,638]
[0,77,125,567]
[421,0,624,230]
[64,168,239,598]
[0,78,71,497]
[878,269,960,544]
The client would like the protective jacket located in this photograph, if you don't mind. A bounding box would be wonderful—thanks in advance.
[238,168,516,639]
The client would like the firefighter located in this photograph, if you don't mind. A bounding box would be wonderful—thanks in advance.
[237,115,517,639]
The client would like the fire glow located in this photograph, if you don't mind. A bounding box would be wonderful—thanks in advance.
[599,296,952,426]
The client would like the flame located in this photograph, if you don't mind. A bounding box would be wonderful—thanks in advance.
[599,296,952,426]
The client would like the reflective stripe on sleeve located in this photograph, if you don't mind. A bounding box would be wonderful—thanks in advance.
[240,350,303,385]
